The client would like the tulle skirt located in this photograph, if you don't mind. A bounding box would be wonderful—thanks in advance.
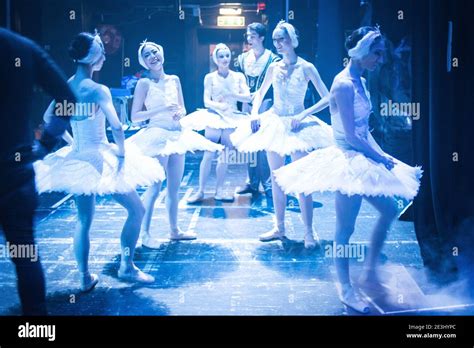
[230,109,334,156]
[181,109,249,130]
[34,142,165,196]
[126,126,223,157]
[273,145,422,200]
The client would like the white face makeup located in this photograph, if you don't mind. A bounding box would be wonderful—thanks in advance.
[142,45,163,71]
[272,28,292,54]
[215,48,231,68]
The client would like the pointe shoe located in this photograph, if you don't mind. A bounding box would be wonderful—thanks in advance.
[259,227,285,242]
[340,285,370,314]
[141,232,161,249]
[304,232,318,249]
[214,190,235,202]
[359,270,386,293]
[187,191,204,204]
[118,266,155,284]
[80,272,99,292]
[170,229,197,241]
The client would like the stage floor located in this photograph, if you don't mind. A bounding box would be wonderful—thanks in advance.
[1,153,473,316]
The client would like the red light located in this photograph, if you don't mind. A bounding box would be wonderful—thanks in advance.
[257,2,266,11]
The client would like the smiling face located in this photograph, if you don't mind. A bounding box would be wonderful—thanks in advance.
[359,39,385,71]
[246,29,264,50]
[272,28,293,55]
[215,48,231,69]
[141,45,163,71]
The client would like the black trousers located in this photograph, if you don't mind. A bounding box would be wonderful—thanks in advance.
[0,164,47,315]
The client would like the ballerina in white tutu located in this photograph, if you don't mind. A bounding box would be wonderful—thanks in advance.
[231,21,333,248]
[183,43,251,203]
[127,41,223,247]
[274,26,422,313]
[34,32,164,291]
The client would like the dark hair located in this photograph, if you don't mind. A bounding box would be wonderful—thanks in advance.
[345,26,382,51]
[247,22,267,38]
[68,32,94,61]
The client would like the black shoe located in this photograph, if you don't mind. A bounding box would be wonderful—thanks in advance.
[236,185,259,195]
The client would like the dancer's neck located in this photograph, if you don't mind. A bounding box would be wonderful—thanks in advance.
[252,45,265,59]
[282,51,298,66]
[217,67,229,77]
[149,69,165,82]
[348,59,364,79]
[76,65,94,80]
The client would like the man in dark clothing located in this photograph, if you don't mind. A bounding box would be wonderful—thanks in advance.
[0,27,75,315]
[235,23,280,201]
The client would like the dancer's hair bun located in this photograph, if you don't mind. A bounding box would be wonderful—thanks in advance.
[345,26,379,51]
[68,33,94,61]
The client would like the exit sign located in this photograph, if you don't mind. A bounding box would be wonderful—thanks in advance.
[217,16,245,27]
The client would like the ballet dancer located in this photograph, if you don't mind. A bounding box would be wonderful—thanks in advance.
[274,26,422,313]
[1,27,77,315]
[231,21,333,248]
[235,22,280,199]
[183,43,251,203]
[127,40,223,248]
[34,32,164,291]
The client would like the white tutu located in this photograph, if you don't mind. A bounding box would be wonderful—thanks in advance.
[274,145,422,200]
[230,110,334,156]
[126,126,223,157]
[34,142,165,196]
[181,109,249,131]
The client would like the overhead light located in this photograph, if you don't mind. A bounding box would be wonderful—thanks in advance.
[219,7,242,15]
[217,16,245,27]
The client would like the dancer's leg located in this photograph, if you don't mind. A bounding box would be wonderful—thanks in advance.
[259,151,286,241]
[291,151,316,248]
[215,129,234,200]
[113,191,154,283]
[141,155,167,235]
[362,195,398,283]
[188,127,220,203]
[74,194,99,291]
[334,192,368,313]
[166,153,195,240]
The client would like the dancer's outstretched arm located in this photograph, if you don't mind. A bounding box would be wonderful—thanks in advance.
[96,85,125,156]
[334,80,394,169]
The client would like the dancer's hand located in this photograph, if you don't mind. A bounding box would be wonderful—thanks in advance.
[380,155,395,170]
[166,103,180,115]
[251,118,261,133]
[173,107,186,121]
[291,116,302,131]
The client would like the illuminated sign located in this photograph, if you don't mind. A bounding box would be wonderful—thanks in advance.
[217,16,245,27]
[219,8,242,15]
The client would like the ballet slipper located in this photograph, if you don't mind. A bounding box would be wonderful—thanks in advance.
[118,265,155,284]
[259,226,285,242]
[214,190,235,202]
[141,231,161,249]
[187,191,204,204]
[304,232,318,249]
[340,284,370,314]
[80,272,99,292]
[170,228,197,241]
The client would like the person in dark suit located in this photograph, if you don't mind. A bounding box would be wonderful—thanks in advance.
[0,27,76,315]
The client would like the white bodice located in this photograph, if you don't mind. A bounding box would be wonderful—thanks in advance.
[206,71,247,113]
[330,76,372,150]
[144,77,180,129]
[70,108,108,151]
[272,58,309,116]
